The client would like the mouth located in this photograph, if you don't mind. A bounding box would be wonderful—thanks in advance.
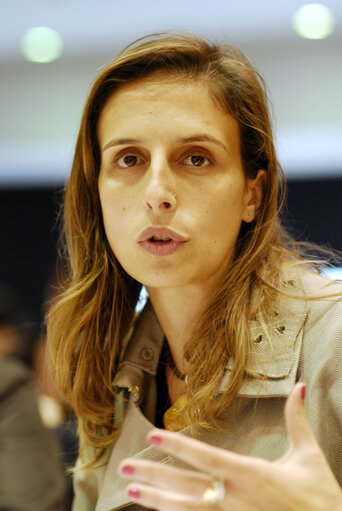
[137,227,187,256]
[138,227,187,243]
[149,234,172,242]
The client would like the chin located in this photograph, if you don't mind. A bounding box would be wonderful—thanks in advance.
[140,278,188,290]
[132,270,192,290]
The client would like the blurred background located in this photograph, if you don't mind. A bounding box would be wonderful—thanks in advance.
[0,0,341,350]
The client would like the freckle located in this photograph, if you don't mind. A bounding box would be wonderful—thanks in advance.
[122,207,126,211]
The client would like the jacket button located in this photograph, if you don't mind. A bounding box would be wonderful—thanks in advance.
[140,347,154,361]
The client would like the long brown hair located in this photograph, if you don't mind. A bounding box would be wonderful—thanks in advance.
[47,33,321,465]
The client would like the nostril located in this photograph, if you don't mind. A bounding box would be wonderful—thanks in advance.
[163,201,171,209]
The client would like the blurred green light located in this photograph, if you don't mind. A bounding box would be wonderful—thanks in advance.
[292,3,335,39]
[21,26,63,63]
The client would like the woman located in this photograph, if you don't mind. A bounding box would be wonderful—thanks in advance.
[47,33,342,510]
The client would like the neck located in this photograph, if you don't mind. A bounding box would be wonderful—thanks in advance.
[146,284,210,375]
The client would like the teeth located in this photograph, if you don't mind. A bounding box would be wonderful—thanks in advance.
[151,235,171,241]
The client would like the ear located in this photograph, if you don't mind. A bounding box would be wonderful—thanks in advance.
[242,169,267,223]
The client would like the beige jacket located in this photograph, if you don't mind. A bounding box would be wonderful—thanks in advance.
[73,269,342,511]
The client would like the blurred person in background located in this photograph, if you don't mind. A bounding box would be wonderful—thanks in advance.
[0,284,67,511]
[33,281,79,510]
[47,33,342,511]
[33,330,78,511]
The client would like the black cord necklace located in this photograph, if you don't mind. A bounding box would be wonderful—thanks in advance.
[164,338,187,381]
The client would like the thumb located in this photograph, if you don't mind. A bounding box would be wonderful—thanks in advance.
[285,382,316,451]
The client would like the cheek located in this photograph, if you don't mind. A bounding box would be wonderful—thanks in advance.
[198,189,247,262]
[99,188,131,243]
[100,179,132,216]
[201,182,247,229]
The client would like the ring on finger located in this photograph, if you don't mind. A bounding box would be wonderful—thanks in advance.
[201,476,226,506]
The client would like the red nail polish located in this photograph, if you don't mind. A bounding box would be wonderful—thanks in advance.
[301,385,306,401]
[128,488,140,500]
[148,434,162,446]
[121,464,135,475]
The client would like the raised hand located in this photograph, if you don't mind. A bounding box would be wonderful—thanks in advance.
[118,383,342,510]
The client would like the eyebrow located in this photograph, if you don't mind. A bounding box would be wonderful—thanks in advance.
[176,135,229,153]
[102,134,229,153]
[102,138,143,151]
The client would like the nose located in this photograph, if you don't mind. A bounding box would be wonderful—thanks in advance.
[143,157,177,213]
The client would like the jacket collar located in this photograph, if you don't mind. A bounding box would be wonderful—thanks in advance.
[113,300,164,393]
[113,269,308,399]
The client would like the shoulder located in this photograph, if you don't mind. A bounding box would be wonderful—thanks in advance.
[0,357,42,435]
[0,356,32,399]
[231,265,342,397]
[277,265,342,347]
[278,264,342,319]
[295,267,342,332]
[298,266,342,298]
[279,262,341,294]
[281,267,342,411]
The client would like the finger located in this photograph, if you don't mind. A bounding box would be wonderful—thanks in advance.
[284,382,317,451]
[118,458,212,498]
[126,482,222,511]
[146,429,260,480]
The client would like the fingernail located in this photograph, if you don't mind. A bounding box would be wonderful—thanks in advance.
[148,434,162,446]
[128,487,140,500]
[121,464,135,475]
[301,385,306,401]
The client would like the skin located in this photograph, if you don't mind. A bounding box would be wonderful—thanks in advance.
[98,74,264,381]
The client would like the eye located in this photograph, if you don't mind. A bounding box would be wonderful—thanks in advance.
[115,154,144,168]
[181,155,211,167]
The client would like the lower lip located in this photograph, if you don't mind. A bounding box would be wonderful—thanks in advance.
[138,240,186,256]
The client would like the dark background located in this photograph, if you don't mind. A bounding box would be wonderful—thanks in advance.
[0,177,341,328]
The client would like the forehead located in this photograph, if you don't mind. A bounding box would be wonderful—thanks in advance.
[99,73,216,117]
[97,73,240,149]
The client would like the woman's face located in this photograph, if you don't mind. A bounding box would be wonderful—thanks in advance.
[98,75,258,293]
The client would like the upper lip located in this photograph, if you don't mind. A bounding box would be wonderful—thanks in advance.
[138,227,187,242]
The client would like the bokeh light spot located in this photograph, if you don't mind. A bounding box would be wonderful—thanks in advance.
[21,26,63,63]
[292,3,335,39]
